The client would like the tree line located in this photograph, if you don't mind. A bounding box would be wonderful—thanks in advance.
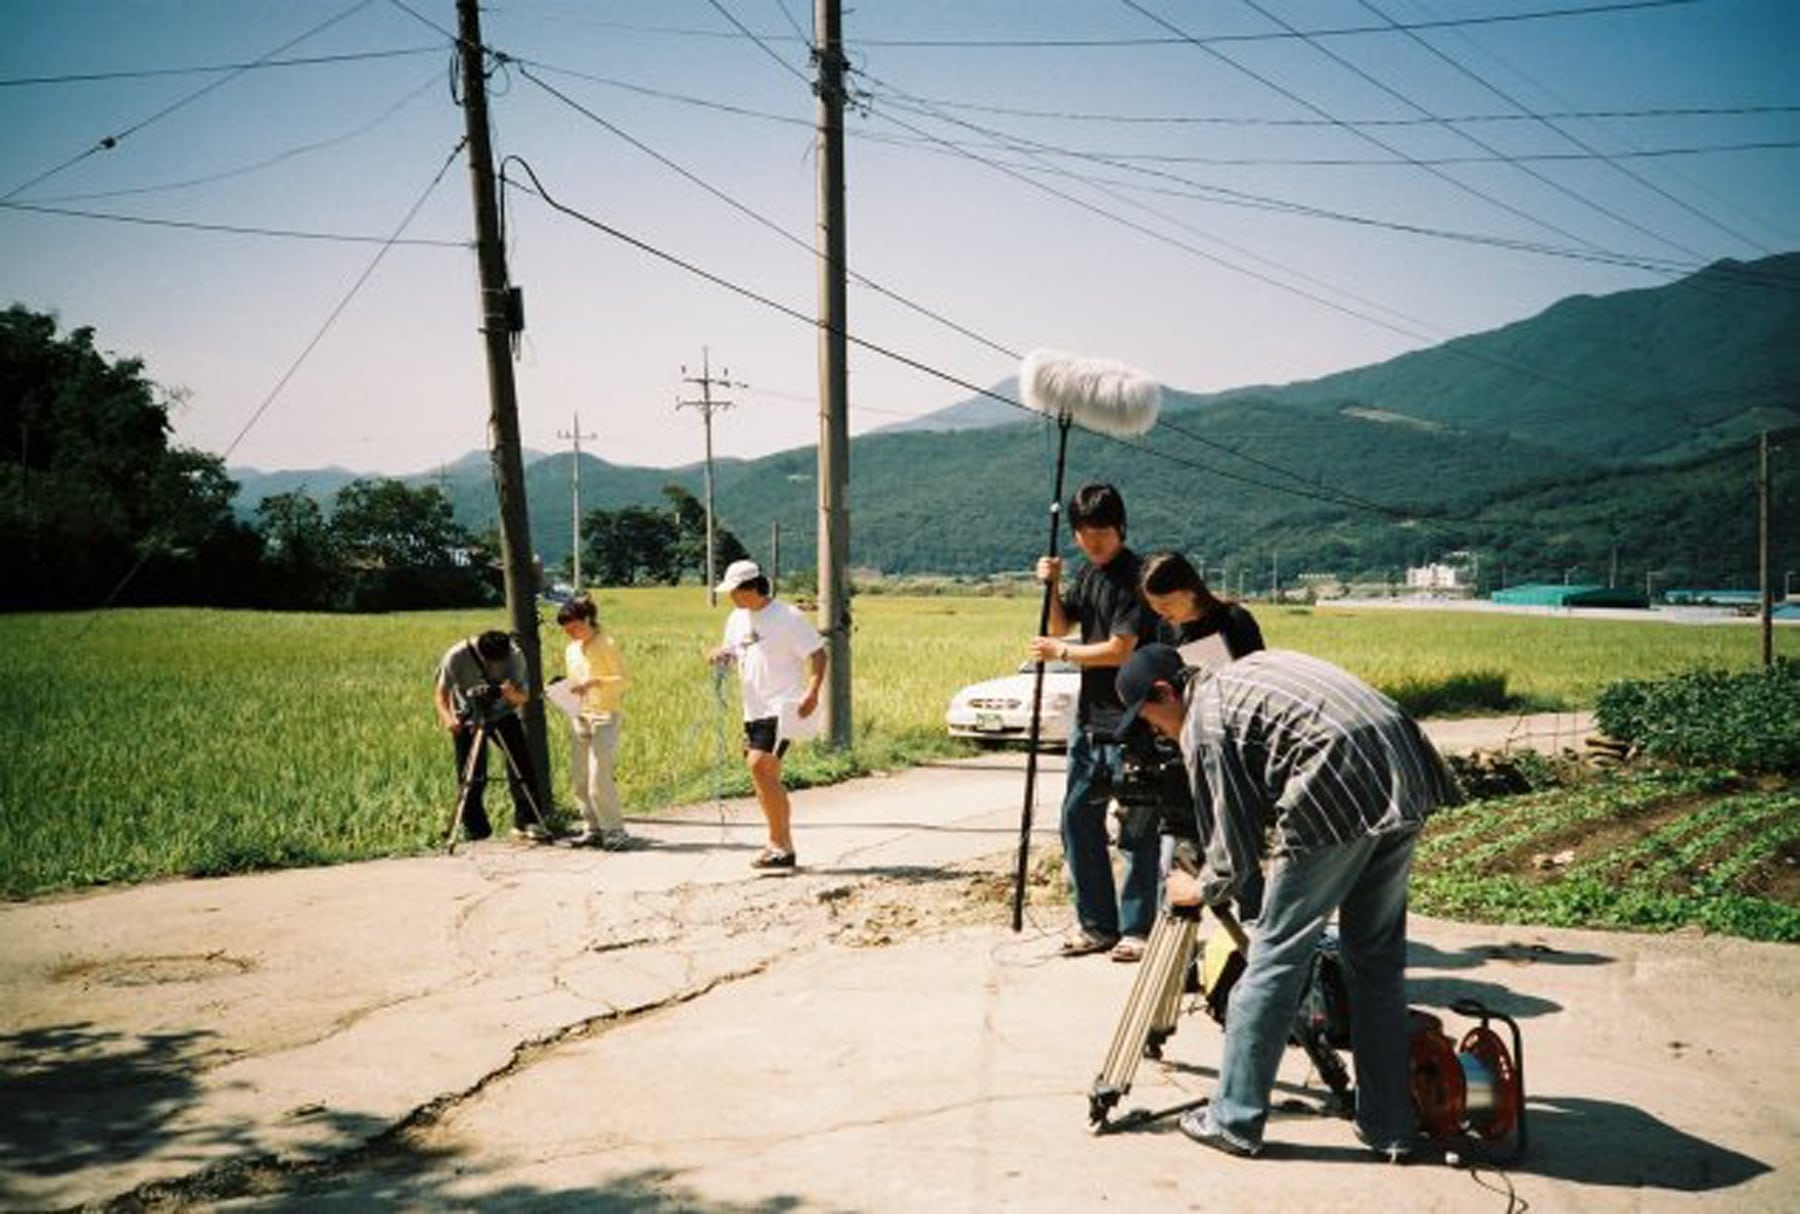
[1,305,746,612]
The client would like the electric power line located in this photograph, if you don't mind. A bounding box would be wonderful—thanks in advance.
[0,45,444,88]
[4,0,385,201]
[82,138,467,625]
[23,68,446,205]
[858,78,1792,287]
[531,0,1702,48]
[500,158,1420,518]
[1356,0,1770,257]
[1118,0,1626,261]
[840,95,1800,129]
[215,141,468,462]
[703,0,813,86]
[513,62,1021,361]
[0,198,467,246]
[853,118,1800,167]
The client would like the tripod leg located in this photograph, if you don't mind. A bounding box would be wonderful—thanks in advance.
[1145,918,1197,1057]
[445,724,487,854]
[1089,908,1198,1130]
[489,719,554,836]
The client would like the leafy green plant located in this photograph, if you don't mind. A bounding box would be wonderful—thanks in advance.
[1596,659,1800,773]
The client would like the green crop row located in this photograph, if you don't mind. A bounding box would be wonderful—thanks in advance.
[1414,783,1800,942]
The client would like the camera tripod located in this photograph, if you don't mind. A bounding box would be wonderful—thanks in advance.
[444,714,556,853]
[1087,903,1529,1164]
[1087,901,1353,1133]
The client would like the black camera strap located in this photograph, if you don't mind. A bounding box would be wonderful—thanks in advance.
[462,639,506,708]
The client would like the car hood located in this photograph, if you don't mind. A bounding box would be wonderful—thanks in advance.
[954,673,1073,702]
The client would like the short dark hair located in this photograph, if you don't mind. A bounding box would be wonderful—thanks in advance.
[1068,483,1126,537]
[741,575,771,597]
[556,595,598,627]
[474,629,513,660]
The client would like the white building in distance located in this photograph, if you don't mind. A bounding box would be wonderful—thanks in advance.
[1405,562,1463,591]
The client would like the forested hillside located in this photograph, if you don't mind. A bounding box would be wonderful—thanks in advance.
[229,254,1800,591]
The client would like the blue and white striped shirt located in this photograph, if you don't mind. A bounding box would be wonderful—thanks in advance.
[1178,649,1461,903]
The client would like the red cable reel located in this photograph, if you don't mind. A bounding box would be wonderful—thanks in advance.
[1408,998,1527,1162]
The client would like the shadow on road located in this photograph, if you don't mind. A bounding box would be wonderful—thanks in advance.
[0,1021,384,1207]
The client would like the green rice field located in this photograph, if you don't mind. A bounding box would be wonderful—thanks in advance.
[1,593,1792,898]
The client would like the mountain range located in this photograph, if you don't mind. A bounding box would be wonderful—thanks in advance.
[231,253,1800,590]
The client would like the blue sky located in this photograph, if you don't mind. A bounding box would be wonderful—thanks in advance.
[2,0,1795,475]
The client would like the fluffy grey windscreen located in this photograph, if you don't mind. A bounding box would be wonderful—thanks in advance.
[1018,348,1161,437]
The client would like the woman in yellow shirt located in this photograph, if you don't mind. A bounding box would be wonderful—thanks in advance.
[556,595,635,849]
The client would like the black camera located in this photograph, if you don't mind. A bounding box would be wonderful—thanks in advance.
[1114,720,1196,845]
[464,681,505,708]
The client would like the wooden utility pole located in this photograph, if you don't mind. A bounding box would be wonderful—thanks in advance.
[557,413,597,591]
[1759,430,1772,667]
[678,348,740,606]
[455,0,550,802]
[815,0,852,747]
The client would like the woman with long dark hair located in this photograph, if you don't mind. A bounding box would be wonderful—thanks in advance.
[1139,551,1265,659]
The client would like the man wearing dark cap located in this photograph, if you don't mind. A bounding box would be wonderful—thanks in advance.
[1114,644,1460,1162]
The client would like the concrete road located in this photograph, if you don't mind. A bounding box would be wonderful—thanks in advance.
[4,714,1794,1212]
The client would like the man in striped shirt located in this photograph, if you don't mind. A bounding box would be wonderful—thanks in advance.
[1115,644,1461,1162]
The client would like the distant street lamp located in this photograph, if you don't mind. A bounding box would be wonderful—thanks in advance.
[1564,565,1580,585]
[1787,570,1796,600]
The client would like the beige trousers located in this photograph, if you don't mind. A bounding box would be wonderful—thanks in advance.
[570,713,624,833]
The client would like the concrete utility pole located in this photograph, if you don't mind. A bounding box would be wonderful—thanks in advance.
[814,0,852,748]
[770,520,781,595]
[677,348,741,606]
[1759,431,1772,667]
[557,413,597,591]
[455,0,550,804]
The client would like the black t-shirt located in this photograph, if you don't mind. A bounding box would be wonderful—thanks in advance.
[1156,601,1266,660]
[1059,547,1152,730]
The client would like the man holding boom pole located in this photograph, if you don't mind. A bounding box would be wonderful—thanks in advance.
[1031,483,1162,963]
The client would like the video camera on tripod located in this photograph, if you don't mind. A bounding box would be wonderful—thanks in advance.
[459,679,508,721]
[1112,722,1195,849]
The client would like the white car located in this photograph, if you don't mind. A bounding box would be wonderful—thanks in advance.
[946,659,1080,747]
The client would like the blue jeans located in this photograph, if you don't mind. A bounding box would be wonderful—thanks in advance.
[1205,827,1419,1151]
[1061,728,1160,940]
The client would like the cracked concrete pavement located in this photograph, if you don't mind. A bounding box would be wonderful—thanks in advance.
[3,712,1797,1212]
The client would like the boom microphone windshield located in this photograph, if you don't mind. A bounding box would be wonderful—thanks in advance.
[1020,348,1161,438]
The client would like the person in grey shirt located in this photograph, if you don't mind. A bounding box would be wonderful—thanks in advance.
[434,629,545,841]
[1114,643,1461,1162]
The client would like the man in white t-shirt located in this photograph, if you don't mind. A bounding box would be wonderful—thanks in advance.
[705,559,827,870]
